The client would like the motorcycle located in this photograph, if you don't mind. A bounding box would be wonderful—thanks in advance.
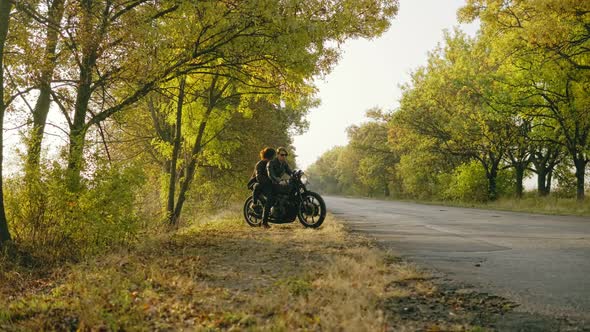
[243,170,326,228]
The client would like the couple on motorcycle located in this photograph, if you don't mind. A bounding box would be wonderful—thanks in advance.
[252,146,292,228]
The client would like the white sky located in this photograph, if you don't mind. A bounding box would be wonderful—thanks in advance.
[293,0,479,170]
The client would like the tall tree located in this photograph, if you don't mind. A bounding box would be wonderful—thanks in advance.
[397,31,513,200]
[50,0,397,191]
[530,142,562,196]
[504,118,533,198]
[347,109,397,196]
[307,147,345,194]
[0,0,13,244]
[10,0,67,179]
[460,0,590,199]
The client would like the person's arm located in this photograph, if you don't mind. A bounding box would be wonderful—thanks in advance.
[285,162,293,176]
[255,161,266,183]
[267,160,281,184]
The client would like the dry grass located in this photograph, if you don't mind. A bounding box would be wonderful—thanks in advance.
[395,195,590,217]
[0,212,512,331]
[0,213,425,331]
[483,196,590,216]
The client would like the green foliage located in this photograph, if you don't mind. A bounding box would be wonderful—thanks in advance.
[357,155,390,196]
[443,161,489,202]
[459,0,590,200]
[309,2,590,203]
[553,162,577,199]
[308,109,397,197]
[307,147,345,194]
[0,0,399,254]
[5,159,145,261]
[397,152,442,200]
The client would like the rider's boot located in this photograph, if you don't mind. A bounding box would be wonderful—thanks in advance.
[261,206,271,229]
[252,198,262,216]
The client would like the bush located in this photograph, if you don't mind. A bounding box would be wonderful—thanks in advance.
[497,168,516,198]
[398,153,441,200]
[441,160,516,202]
[443,160,489,202]
[5,161,145,262]
[553,162,577,198]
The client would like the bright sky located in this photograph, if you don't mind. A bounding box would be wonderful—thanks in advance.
[293,0,479,170]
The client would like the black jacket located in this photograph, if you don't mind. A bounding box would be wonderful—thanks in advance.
[255,159,271,184]
[267,158,292,184]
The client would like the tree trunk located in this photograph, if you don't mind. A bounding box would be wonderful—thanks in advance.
[515,164,525,198]
[66,128,87,191]
[167,77,186,224]
[67,33,96,191]
[26,0,65,179]
[487,165,498,201]
[0,0,13,245]
[546,170,553,194]
[170,105,214,225]
[26,87,51,176]
[171,151,198,225]
[537,169,549,196]
[574,158,586,201]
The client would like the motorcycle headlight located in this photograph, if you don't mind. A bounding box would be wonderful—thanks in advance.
[300,174,309,185]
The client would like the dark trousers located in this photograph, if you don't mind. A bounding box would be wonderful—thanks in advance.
[253,182,274,222]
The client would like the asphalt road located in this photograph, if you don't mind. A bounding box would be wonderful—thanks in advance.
[325,196,590,322]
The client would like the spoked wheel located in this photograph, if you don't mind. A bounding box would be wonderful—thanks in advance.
[297,192,326,228]
[243,196,263,227]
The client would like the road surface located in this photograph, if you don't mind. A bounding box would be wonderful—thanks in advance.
[325,196,590,322]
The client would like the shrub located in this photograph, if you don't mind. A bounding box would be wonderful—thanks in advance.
[443,160,489,202]
[553,162,577,198]
[5,161,145,262]
[441,160,516,202]
[398,153,441,200]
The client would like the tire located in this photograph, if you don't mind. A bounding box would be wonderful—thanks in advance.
[243,196,262,227]
[297,192,326,228]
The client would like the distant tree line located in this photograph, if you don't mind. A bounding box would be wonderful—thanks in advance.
[308,1,590,203]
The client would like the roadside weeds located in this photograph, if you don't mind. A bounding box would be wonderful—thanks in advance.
[0,213,578,331]
[335,194,590,218]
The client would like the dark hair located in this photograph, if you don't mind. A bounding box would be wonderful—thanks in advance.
[260,147,276,160]
[277,147,288,156]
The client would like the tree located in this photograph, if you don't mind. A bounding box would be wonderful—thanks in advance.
[530,142,563,196]
[35,0,397,192]
[307,147,345,194]
[9,0,67,179]
[460,0,590,199]
[0,0,13,245]
[347,109,397,196]
[396,31,514,200]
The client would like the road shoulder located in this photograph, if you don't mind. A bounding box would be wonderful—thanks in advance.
[1,213,584,330]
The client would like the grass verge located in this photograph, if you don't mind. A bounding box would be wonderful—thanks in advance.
[0,213,517,331]
[341,194,590,217]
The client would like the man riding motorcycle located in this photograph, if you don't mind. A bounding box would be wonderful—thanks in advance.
[267,146,293,188]
[245,146,327,229]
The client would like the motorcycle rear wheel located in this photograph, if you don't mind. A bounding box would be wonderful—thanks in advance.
[243,196,263,227]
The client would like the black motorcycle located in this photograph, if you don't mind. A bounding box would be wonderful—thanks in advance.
[243,170,326,228]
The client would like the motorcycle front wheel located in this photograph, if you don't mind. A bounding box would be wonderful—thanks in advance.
[243,196,263,227]
[297,192,326,228]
